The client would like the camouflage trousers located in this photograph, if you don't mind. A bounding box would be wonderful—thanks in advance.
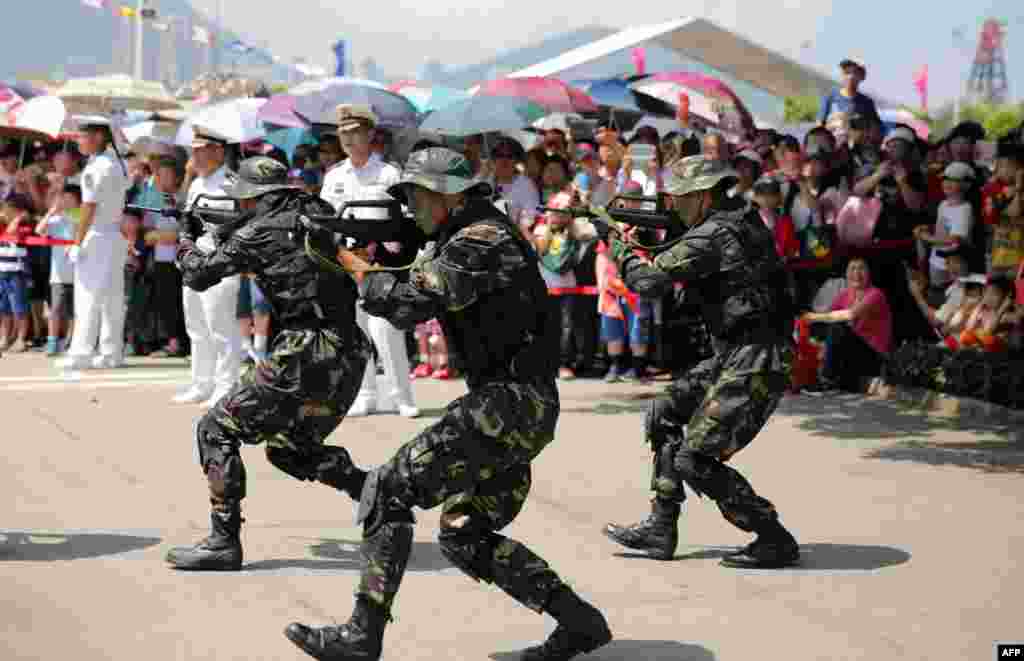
[196,326,372,512]
[647,340,793,532]
[353,379,566,616]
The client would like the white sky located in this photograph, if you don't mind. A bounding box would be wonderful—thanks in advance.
[186,0,1024,108]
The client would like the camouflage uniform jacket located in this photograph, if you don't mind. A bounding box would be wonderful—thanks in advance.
[361,199,559,389]
[177,191,359,332]
[619,200,795,344]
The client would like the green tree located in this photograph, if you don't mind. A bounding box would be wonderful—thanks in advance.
[913,102,1024,141]
[784,95,820,123]
[270,83,289,94]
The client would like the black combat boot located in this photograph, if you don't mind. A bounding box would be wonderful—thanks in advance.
[284,596,388,661]
[521,587,612,661]
[165,505,243,571]
[602,498,680,560]
[314,446,367,500]
[720,518,800,569]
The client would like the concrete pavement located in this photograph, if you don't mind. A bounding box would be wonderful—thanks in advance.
[1,353,1021,661]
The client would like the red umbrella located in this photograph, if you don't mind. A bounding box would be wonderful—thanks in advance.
[630,72,756,137]
[474,77,598,114]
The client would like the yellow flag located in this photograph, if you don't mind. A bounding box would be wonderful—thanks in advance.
[119,6,136,17]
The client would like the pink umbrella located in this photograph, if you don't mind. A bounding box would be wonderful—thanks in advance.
[256,94,308,129]
[474,77,598,114]
[630,73,756,137]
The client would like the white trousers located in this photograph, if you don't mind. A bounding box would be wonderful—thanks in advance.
[356,306,414,406]
[68,228,128,360]
[183,274,242,392]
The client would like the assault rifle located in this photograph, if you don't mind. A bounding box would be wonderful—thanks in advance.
[125,193,244,239]
[298,199,426,247]
[540,193,682,250]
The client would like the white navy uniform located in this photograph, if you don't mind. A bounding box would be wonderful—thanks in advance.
[178,166,243,404]
[321,154,417,416]
[63,147,130,368]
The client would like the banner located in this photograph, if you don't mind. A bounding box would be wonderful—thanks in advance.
[913,64,929,112]
[333,40,347,77]
[118,5,135,18]
[81,0,107,9]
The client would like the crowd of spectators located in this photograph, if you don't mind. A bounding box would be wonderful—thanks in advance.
[2,61,1023,404]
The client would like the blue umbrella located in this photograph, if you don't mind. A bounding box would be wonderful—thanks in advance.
[418,96,547,137]
[569,77,676,117]
[290,77,419,129]
[264,127,317,163]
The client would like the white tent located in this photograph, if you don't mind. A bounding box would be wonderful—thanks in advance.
[509,18,838,102]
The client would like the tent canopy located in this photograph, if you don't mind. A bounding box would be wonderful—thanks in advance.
[510,18,838,102]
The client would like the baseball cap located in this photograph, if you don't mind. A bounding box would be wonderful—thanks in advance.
[839,58,867,77]
[942,161,975,182]
[335,104,377,132]
[733,149,763,166]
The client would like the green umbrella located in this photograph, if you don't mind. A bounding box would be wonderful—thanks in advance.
[418,96,546,137]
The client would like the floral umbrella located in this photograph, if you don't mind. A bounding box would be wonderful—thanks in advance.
[629,72,756,137]
[289,77,419,129]
[473,77,598,115]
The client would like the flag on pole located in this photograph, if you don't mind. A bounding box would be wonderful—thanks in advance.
[913,64,929,112]
[192,25,212,45]
[228,40,253,55]
[81,0,108,9]
[118,5,136,17]
[333,40,347,77]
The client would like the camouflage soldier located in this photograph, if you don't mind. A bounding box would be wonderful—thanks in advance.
[165,157,373,571]
[603,155,801,569]
[284,148,611,661]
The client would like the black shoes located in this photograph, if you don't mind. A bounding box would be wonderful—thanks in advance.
[720,520,800,568]
[521,588,612,661]
[285,597,387,661]
[602,499,680,560]
[165,509,243,571]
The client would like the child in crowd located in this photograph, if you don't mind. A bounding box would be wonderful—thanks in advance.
[410,319,451,380]
[35,184,81,355]
[752,178,799,259]
[952,276,1015,352]
[0,195,35,353]
[121,208,151,355]
[914,162,975,292]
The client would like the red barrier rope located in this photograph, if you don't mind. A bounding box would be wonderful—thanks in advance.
[0,236,76,246]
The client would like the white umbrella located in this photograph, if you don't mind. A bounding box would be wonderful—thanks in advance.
[4,95,67,140]
[123,120,178,145]
[56,74,181,114]
[175,98,268,147]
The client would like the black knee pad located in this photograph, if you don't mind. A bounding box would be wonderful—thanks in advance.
[265,446,317,482]
[357,468,415,536]
[674,450,724,501]
[438,527,501,584]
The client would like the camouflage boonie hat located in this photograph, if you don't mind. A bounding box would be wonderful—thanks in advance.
[223,156,299,199]
[663,155,740,196]
[387,147,493,203]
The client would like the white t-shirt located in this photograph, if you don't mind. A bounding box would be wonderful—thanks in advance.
[936,281,965,325]
[187,166,230,253]
[44,214,77,284]
[490,174,540,225]
[80,148,129,231]
[929,200,973,283]
[320,154,401,219]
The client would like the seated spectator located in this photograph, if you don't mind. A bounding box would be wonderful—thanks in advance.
[907,244,972,328]
[0,194,36,352]
[35,183,81,355]
[802,257,893,394]
[914,162,976,292]
[751,178,799,259]
[931,274,986,339]
[952,276,1016,353]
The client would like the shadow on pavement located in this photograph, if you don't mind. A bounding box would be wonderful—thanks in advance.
[491,640,716,661]
[617,543,910,571]
[864,440,1024,474]
[0,531,161,561]
[245,538,451,572]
